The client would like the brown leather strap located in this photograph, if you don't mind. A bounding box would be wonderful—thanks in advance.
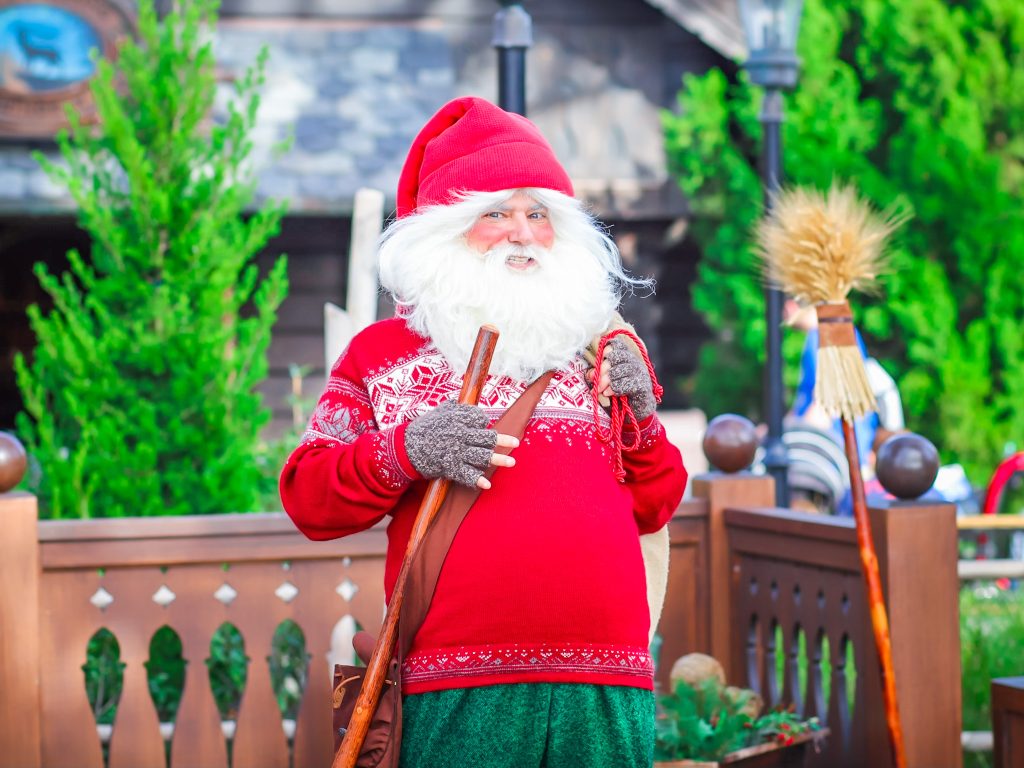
[398,371,554,659]
[816,301,858,348]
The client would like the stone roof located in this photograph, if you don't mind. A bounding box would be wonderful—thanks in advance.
[0,3,728,219]
[641,0,745,61]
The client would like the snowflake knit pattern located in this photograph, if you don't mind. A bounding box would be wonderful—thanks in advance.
[280,318,687,694]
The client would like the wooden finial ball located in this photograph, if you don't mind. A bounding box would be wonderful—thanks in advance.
[0,432,27,493]
[703,414,758,473]
[875,433,939,500]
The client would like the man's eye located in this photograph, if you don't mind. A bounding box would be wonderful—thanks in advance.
[485,211,503,219]
[529,212,548,220]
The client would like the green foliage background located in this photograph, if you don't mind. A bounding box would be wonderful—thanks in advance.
[15,0,288,518]
[960,586,1024,768]
[663,0,1024,482]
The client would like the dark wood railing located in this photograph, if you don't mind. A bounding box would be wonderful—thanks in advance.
[992,677,1024,768]
[723,502,961,768]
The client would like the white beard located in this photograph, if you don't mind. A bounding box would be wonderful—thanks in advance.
[385,239,619,382]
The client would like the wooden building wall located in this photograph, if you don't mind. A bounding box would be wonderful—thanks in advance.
[2,0,723,437]
[0,213,709,438]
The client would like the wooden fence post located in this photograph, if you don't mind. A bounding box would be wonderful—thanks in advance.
[870,501,962,768]
[0,491,42,768]
[992,677,1024,768]
[691,473,775,682]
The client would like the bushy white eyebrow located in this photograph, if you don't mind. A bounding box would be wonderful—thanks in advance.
[494,200,548,213]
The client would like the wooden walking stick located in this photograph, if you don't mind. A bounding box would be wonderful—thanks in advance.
[756,184,909,768]
[332,324,499,768]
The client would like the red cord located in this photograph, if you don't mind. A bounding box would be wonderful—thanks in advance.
[590,329,664,482]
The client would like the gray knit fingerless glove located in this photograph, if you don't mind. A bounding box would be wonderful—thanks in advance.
[607,338,657,422]
[404,401,498,488]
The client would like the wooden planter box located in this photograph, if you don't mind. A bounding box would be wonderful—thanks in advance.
[655,729,827,768]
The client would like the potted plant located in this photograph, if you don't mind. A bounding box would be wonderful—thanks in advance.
[654,654,827,767]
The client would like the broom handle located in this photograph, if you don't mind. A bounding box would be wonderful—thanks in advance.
[332,325,499,768]
[841,418,907,768]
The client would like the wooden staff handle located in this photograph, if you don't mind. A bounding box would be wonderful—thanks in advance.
[332,324,499,768]
[841,419,907,768]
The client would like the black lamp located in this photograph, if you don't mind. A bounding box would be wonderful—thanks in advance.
[492,2,532,116]
[738,0,804,506]
[739,0,803,89]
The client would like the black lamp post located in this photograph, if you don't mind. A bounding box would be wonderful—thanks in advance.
[492,2,532,116]
[738,0,803,507]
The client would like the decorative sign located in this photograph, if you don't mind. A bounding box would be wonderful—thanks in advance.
[0,0,133,138]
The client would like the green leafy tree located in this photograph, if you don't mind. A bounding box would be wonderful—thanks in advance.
[663,0,1024,481]
[15,0,288,518]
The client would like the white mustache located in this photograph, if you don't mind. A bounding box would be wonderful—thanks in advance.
[484,244,545,265]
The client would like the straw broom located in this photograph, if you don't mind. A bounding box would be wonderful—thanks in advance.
[755,183,909,768]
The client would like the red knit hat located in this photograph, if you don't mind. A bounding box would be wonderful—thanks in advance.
[396,96,574,218]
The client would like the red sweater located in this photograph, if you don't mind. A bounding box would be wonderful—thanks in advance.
[280,318,686,694]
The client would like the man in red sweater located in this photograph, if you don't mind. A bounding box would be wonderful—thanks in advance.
[280,97,686,768]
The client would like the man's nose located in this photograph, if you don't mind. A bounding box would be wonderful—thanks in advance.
[507,213,535,245]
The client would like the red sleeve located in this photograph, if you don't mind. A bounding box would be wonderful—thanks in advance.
[279,341,421,541]
[622,414,687,534]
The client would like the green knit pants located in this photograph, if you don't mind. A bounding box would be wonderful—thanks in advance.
[399,683,654,768]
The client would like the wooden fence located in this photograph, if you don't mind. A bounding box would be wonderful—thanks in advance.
[0,471,962,768]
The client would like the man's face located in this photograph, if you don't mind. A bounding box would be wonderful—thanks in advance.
[464,191,555,271]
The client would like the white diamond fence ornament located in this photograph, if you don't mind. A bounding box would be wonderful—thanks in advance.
[336,577,358,602]
[275,581,299,604]
[90,587,114,611]
[214,583,238,606]
[152,585,176,607]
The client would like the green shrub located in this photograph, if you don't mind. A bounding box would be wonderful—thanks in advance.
[84,620,308,727]
[960,586,1024,768]
[83,628,124,727]
[662,0,1024,483]
[655,676,821,761]
[15,0,288,518]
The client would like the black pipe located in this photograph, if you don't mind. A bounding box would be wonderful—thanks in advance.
[497,47,528,116]
[760,88,789,507]
[492,4,531,116]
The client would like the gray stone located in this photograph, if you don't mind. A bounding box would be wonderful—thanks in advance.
[350,48,400,78]
[289,29,330,52]
[335,92,367,121]
[416,68,455,89]
[278,152,355,175]
[354,153,386,177]
[373,98,424,126]
[298,173,345,200]
[329,29,366,50]
[410,89,453,113]
[294,114,354,154]
[363,169,401,199]
[338,131,375,158]
[5,150,49,170]
[363,27,412,48]
[27,171,66,200]
[375,134,414,162]
[317,76,352,100]
[400,33,452,70]
[0,169,27,199]
[216,35,265,68]
[257,170,300,202]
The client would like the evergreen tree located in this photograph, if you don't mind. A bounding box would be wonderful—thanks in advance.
[15,0,289,518]
[663,0,1024,482]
